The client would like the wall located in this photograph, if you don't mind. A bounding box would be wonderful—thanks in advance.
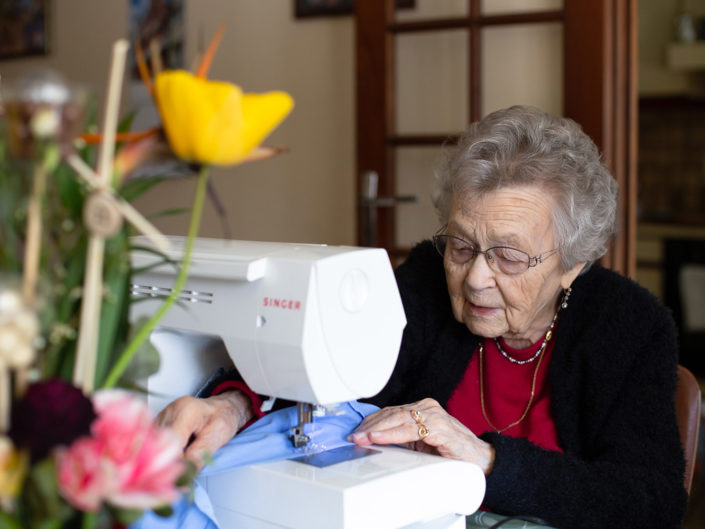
[0,1,356,245]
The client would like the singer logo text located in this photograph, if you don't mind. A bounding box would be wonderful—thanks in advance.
[263,297,302,310]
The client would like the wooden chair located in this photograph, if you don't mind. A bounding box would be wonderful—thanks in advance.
[676,364,701,494]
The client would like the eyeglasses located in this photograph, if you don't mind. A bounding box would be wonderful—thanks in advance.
[432,231,560,276]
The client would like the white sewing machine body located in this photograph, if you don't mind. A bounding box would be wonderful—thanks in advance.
[200,445,485,529]
[131,236,485,529]
[131,236,403,408]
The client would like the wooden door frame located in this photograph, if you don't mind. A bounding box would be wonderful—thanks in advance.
[356,0,395,253]
[564,0,638,277]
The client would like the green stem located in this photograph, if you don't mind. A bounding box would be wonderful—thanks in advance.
[101,166,210,388]
[81,511,97,529]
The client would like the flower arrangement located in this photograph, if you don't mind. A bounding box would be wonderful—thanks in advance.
[5,380,186,527]
[0,27,293,528]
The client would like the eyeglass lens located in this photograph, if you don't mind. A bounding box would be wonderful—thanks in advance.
[433,235,530,275]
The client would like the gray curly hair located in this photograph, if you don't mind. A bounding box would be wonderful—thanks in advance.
[432,105,617,271]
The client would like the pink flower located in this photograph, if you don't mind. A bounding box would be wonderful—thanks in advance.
[56,437,114,512]
[91,391,154,466]
[92,390,184,510]
[108,425,184,510]
[56,391,185,512]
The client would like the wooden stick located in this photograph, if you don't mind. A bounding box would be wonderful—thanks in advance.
[72,236,105,393]
[0,365,8,433]
[97,39,129,188]
[18,156,51,404]
[149,38,163,76]
[68,153,170,253]
[14,368,28,399]
[113,198,170,253]
[73,39,129,393]
[67,153,101,188]
[21,162,47,305]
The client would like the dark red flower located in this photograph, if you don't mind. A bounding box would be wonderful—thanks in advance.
[9,378,96,462]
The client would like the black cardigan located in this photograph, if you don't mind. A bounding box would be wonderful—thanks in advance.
[366,241,687,529]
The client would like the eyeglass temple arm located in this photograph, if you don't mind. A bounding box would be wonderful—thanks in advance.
[534,248,560,265]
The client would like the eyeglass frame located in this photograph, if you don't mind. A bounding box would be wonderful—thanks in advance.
[431,228,560,276]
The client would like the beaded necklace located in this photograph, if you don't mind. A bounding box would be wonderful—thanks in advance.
[478,287,571,433]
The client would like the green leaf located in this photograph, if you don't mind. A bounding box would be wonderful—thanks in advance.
[95,230,132,387]
[44,235,87,378]
[21,458,73,525]
[128,243,179,276]
[83,94,99,132]
[119,175,165,202]
[37,521,63,529]
[29,458,60,501]
[111,507,143,525]
[0,153,29,273]
[0,511,23,529]
[129,244,177,265]
[42,144,61,173]
[176,459,199,488]
[152,504,174,518]
[55,161,86,218]
[117,109,138,135]
[148,207,190,220]
[119,315,161,382]
[78,94,100,167]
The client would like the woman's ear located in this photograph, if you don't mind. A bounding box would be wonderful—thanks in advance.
[560,261,586,290]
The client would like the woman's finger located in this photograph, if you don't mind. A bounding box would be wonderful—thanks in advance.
[355,399,439,433]
[350,418,422,445]
[355,406,409,432]
[351,409,442,446]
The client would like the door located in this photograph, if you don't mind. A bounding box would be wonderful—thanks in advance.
[356,0,637,276]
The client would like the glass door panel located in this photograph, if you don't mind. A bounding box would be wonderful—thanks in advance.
[481,0,563,15]
[395,31,469,135]
[394,0,469,22]
[481,23,563,116]
[394,146,446,248]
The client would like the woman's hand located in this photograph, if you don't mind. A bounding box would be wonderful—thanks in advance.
[157,391,253,470]
[348,398,495,476]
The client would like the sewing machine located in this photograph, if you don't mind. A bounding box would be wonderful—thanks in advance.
[130,236,486,529]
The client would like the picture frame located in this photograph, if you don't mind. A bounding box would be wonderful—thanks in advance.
[295,0,415,19]
[0,0,49,60]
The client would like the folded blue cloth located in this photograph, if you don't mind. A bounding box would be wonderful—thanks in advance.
[132,401,379,529]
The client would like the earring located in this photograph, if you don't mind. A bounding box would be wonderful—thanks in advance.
[561,287,572,310]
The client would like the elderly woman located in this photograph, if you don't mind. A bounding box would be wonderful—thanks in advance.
[159,106,687,529]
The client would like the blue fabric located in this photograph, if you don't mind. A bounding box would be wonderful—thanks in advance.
[132,401,379,529]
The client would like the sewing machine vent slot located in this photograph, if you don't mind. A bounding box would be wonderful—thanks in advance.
[130,284,214,304]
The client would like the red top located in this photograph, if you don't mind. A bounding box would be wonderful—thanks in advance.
[446,334,563,452]
[212,380,266,429]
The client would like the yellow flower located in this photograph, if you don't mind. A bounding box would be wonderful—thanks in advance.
[0,436,28,501]
[154,71,293,166]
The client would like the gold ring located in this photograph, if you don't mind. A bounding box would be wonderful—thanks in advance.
[410,409,423,422]
[418,423,430,440]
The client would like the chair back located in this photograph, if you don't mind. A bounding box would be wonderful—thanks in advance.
[675,364,701,494]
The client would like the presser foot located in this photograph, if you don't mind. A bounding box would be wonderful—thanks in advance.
[290,427,311,448]
[289,401,313,447]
